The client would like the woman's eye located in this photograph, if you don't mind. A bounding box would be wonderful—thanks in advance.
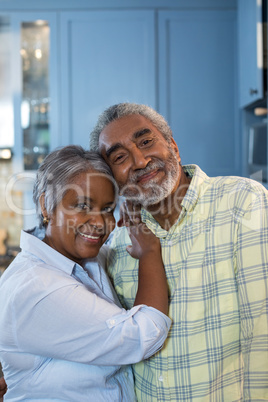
[103,206,114,214]
[77,203,91,211]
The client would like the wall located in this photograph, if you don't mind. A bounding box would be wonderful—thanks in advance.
[0,0,237,10]
[0,0,238,246]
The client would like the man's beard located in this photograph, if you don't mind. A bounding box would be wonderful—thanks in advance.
[119,147,180,207]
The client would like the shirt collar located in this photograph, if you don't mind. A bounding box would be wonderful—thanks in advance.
[140,165,208,236]
[180,164,208,213]
[20,229,76,276]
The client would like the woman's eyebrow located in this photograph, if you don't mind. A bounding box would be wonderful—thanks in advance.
[76,196,92,202]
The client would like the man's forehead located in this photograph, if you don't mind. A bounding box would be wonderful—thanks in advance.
[99,115,153,144]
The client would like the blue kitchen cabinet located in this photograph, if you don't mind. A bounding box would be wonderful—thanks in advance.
[238,0,265,108]
[158,10,238,177]
[0,2,240,230]
[59,10,156,149]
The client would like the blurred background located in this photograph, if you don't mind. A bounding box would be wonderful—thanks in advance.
[0,0,267,271]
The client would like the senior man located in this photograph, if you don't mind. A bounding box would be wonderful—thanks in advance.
[90,103,268,401]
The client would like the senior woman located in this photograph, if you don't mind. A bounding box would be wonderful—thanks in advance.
[0,145,171,401]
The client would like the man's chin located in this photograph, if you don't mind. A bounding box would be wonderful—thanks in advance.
[120,188,167,207]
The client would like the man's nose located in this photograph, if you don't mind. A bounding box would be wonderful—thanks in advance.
[131,148,150,170]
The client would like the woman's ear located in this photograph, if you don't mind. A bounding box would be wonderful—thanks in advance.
[39,193,47,217]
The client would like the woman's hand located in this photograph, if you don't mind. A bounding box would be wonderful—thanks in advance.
[0,376,7,399]
[126,222,161,260]
[117,199,141,228]
[118,200,160,259]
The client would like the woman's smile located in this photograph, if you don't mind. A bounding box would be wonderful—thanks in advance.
[77,228,103,243]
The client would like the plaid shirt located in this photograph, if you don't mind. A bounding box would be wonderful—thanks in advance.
[107,165,268,401]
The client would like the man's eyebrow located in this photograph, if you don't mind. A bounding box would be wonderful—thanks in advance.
[105,128,152,159]
[106,143,122,159]
[133,128,151,139]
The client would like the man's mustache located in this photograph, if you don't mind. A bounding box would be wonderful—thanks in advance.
[128,159,166,184]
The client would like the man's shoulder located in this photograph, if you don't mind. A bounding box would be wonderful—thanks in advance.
[187,166,268,214]
[210,174,268,197]
[204,175,268,219]
[187,164,267,195]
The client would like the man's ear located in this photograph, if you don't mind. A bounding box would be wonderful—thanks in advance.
[39,193,47,217]
[170,138,181,163]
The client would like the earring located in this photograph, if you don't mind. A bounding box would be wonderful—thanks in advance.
[43,216,49,225]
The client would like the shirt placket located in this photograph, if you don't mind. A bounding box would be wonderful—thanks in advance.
[155,343,171,401]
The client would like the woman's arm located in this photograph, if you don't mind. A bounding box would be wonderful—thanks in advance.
[119,201,169,315]
[127,223,168,315]
[0,377,7,399]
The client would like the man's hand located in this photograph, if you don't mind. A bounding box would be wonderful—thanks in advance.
[0,376,7,399]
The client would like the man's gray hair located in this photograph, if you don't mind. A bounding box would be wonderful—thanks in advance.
[33,145,115,227]
[90,103,173,151]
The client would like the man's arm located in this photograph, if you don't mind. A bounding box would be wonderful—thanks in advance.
[236,186,268,400]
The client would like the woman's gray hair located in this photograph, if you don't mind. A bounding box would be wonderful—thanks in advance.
[90,103,173,151]
[33,145,116,228]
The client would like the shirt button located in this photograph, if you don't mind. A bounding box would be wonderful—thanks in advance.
[110,319,115,325]
[124,372,128,378]
[158,375,164,382]
[168,240,172,246]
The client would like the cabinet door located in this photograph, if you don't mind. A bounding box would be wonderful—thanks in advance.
[159,10,238,177]
[238,0,264,107]
[9,12,59,230]
[10,11,59,173]
[60,10,156,149]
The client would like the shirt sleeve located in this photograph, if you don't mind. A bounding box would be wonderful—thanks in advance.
[11,271,171,366]
[236,185,268,400]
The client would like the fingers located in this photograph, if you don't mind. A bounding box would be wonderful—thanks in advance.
[128,222,152,238]
[126,245,132,255]
[118,200,141,227]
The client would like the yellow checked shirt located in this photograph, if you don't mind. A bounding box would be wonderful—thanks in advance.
[107,165,268,402]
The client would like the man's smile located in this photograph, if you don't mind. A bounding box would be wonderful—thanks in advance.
[136,169,161,184]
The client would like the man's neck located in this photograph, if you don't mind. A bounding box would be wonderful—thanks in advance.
[145,168,191,231]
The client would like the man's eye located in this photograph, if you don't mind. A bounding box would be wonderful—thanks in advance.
[140,138,153,147]
[113,154,126,164]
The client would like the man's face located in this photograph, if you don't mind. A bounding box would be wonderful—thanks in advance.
[99,114,181,206]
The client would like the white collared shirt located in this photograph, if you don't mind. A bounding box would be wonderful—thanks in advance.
[0,230,171,401]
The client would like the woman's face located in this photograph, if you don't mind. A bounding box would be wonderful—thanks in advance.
[42,171,116,264]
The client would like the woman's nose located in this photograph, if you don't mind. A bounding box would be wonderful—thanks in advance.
[89,212,105,230]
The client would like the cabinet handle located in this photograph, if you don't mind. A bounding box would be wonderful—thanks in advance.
[249,88,258,95]
[254,107,268,116]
